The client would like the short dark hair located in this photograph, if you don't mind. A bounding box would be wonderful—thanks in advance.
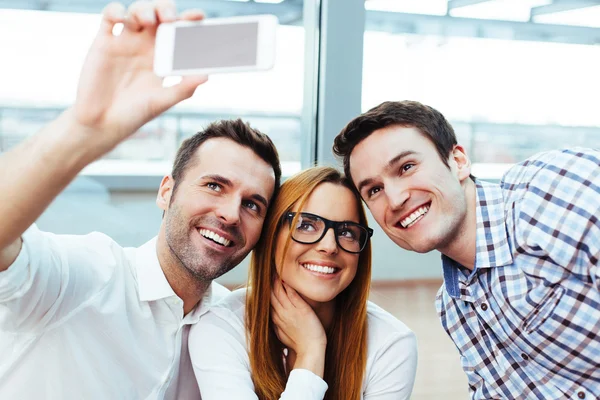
[171,119,281,202]
[333,100,462,186]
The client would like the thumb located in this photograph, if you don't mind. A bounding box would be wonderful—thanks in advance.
[157,75,209,111]
[274,326,289,344]
[283,282,307,309]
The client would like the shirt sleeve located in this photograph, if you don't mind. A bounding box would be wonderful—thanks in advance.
[506,149,600,287]
[189,310,328,400]
[0,225,118,332]
[363,331,418,400]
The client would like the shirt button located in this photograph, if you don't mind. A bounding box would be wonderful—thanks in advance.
[578,391,585,399]
[521,353,529,361]
[481,303,488,311]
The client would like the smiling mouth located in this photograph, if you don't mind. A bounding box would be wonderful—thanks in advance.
[301,263,340,275]
[398,203,431,229]
[197,228,233,247]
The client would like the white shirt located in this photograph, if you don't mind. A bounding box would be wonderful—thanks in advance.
[189,289,418,400]
[0,225,229,400]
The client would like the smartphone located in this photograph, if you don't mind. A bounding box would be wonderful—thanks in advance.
[154,14,278,77]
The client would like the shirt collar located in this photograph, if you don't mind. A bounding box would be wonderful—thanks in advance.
[133,238,230,321]
[134,237,178,302]
[186,284,216,323]
[472,180,514,269]
[442,179,514,298]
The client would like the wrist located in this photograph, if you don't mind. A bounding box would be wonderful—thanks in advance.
[51,108,118,164]
[294,348,326,379]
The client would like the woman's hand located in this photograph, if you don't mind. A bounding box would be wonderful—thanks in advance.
[271,279,327,378]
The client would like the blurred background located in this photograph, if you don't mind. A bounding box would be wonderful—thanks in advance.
[1,0,599,398]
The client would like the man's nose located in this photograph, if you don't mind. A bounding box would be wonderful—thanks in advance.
[386,183,410,211]
[215,198,241,225]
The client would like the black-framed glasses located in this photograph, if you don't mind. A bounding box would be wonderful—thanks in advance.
[282,212,373,254]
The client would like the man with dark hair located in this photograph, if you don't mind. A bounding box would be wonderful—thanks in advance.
[171,118,281,199]
[0,1,280,399]
[333,100,600,399]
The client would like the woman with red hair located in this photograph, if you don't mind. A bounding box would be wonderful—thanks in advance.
[189,166,417,399]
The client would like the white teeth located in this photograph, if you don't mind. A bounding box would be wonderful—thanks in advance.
[400,205,430,228]
[301,263,337,274]
[199,229,231,247]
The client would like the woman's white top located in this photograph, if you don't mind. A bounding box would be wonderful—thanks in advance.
[189,289,418,399]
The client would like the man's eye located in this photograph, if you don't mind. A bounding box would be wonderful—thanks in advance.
[401,163,415,173]
[207,182,222,192]
[243,200,259,212]
[368,187,382,198]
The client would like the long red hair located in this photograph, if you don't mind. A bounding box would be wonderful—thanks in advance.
[245,166,372,400]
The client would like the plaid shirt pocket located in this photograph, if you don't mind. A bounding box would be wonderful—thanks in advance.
[522,285,565,334]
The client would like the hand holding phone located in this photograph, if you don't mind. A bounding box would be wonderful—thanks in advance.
[154,14,278,77]
[74,1,208,149]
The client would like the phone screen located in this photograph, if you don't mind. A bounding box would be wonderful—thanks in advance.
[173,22,259,70]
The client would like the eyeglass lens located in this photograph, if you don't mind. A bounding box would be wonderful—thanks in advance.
[291,213,367,253]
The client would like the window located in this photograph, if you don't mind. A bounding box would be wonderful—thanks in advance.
[0,1,309,255]
[362,0,600,176]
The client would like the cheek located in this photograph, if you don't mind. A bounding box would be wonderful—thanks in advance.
[245,220,266,245]
[345,255,360,276]
[339,256,360,291]
[277,242,306,280]
[437,181,464,210]
[165,203,185,226]
[273,231,288,274]
[368,202,387,225]
[281,243,300,268]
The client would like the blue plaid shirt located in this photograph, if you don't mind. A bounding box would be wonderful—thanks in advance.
[436,148,600,400]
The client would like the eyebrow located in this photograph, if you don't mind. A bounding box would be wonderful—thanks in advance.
[250,193,269,209]
[202,174,232,187]
[202,174,269,209]
[356,150,417,194]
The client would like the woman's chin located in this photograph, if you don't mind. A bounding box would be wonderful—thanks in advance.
[297,290,337,308]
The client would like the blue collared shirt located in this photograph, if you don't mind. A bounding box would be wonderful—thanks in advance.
[436,148,600,400]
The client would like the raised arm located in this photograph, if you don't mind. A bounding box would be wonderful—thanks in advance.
[0,0,207,270]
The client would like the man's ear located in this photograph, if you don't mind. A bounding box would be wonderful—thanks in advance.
[452,144,472,182]
[157,175,175,211]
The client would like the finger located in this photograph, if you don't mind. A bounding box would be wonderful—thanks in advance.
[125,0,157,32]
[272,278,283,298]
[270,306,282,326]
[178,9,205,22]
[273,325,291,347]
[272,281,288,310]
[155,0,177,23]
[273,325,286,343]
[155,75,208,113]
[273,279,293,309]
[271,308,287,336]
[273,325,281,341]
[271,291,284,312]
[283,282,304,309]
[99,2,126,35]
